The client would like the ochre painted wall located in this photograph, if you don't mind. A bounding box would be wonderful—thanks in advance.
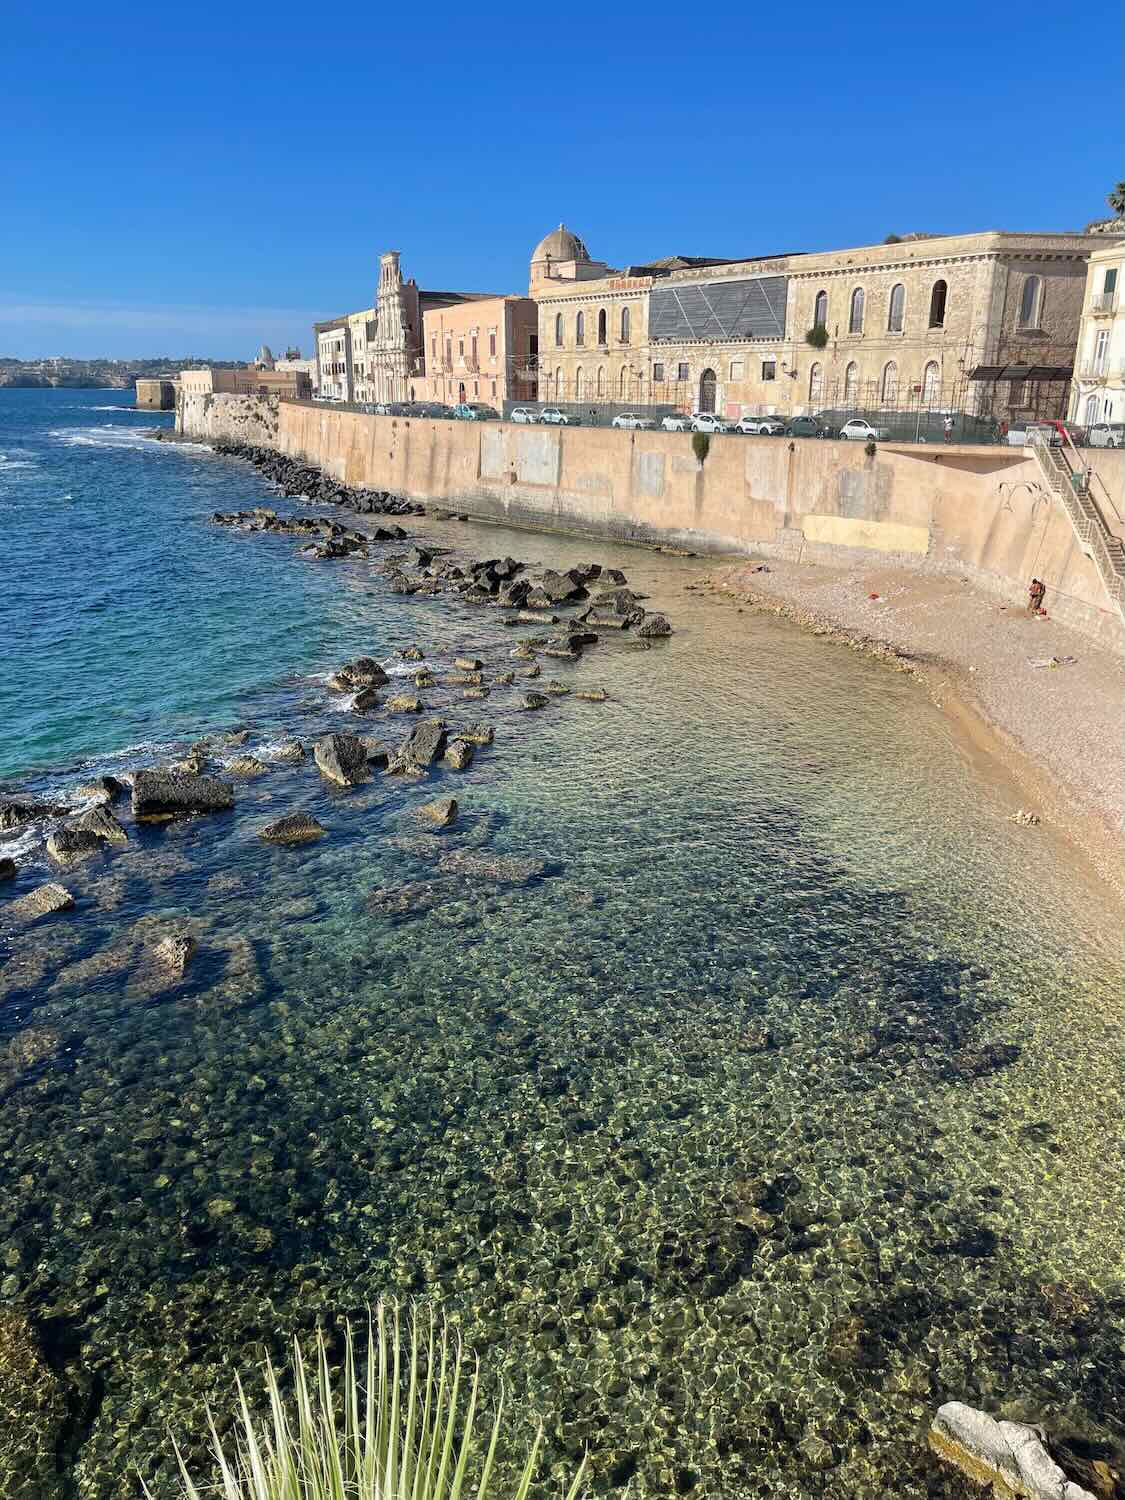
[180,394,1124,651]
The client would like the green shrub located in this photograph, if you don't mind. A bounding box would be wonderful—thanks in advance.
[805,325,828,349]
[150,1301,585,1500]
[691,431,711,465]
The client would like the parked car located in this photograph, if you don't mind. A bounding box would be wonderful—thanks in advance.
[840,418,888,442]
[452,402,500,421]
[1088,421,1125,448]
[736,415,786,436]
[690,412,734,434]
[786,415,830,438]
[660,413,691,432]
[509,407,539,424]
[539,407,580,426]
[612,411,657,430]
[1006,419,1062,447]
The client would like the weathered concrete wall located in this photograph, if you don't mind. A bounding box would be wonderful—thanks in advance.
[181,395,1125,650]
[177,391,280,446]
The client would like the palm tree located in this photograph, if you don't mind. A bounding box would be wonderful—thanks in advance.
[150,1301,586,1500]
[1108,182,1125,217]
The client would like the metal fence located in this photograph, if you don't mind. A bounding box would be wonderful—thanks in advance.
[501,398,682,428]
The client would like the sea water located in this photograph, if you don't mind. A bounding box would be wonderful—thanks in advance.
[1,390,1122,1498]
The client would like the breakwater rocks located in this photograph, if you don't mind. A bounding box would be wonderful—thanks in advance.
[213,441,425,518]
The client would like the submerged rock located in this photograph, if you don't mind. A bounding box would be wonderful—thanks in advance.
[153,932,196,979]
[45,828,104,868]
[132,770,235,820]
[454,657,483,671]
[575,688,609,701]
[436,850,547,884]
[9,884,75,923]
[521,692,550,710]
[259,813,327,844]
[227,754,269,778]
[417,797,458,828]
[313,734,368,786]
[0,1309,70,1496]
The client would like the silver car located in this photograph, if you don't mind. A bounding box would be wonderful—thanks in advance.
[736,415,786,435]
[539,407,580,426]
[509,407,539,425]
[840,418,888,441]
[612,411,657,430]
[660,413,691,431]
[690,412,735,434]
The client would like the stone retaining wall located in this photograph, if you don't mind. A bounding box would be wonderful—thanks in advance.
[180,395,1125,651]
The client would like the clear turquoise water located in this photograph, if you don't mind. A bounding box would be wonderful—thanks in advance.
[1,390,1122,1499]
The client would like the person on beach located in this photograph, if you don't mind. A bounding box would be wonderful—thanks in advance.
[943,415,954,442]
[1028,578,1046,614]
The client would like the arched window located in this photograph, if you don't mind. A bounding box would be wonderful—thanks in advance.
[849,288,865,334]
[621,306,631,343]
[575,367,584,399]
[1084,393,1099,424]
[929,280,947,328]
[554,313,563,347]
[813,290,828,329]
[809,363,823,404]
[844,362,859,405]
[887,283,905,333]
[555,367,563,397]
[922,360,940,405]
[618,367,627,397]
[575,312,585,346]
[881,361,898,404]
[1019,275,1042,328]
[699,368,717,412]
[597,366,605,396]
[597,309,607,345]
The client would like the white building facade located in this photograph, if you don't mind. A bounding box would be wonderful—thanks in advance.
[1070,243,1125,426]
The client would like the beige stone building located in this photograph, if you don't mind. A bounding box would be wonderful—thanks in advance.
[533,226,1119,422]
[178,366,312,399]
[1069,241,1125,427]
[418,295,537,408]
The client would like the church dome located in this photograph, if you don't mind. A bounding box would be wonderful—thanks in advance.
[531,224,591,266]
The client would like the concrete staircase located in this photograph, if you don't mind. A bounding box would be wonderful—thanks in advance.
[1029,435,1125,622]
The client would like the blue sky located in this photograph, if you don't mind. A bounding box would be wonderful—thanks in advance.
[1,0,1120,360]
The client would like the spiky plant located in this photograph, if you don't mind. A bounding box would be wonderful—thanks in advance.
[150,1301,585,1500]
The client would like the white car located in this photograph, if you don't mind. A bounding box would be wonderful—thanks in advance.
[736,415,786,436]
[539,407,580,426]
[612,411,657,430]
[840,418,888,441]
[509,407,539,425]
[660,413,691,431]
[690,412,734,434]
[1087,421,1125,448]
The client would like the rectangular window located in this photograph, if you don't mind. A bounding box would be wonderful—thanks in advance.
[471,337,478,363]
[1105,268,1118,294]
[431,337,437,358]
[762,360,776,381]
[458,340,464,357]
[653,362,665,382]
[677,362,689,381]
[445,340,452,365]
[1094,329,1110,372]
[489,332,497,357]
[729,359,745,380]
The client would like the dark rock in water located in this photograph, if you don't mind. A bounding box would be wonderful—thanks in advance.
[510,643,536,660]
[824,1315,883,1370]
[494,671,514,685]
[452,723,494,746]
[367,878,459,919]
[566,629,599,647]
[543,642,580,660]
[601,568,628,585]
[462,686,489,700]
[132,770,235,820]
[0,801,70,835]
[521,692,550,710]
[437,850,547,884]
[538,569,588,603]
[46,828,106,867]
[351,687,383,712]
[951,1042,1020,1078]
[417,797,458,828]
[545,680,570,696]
[384,748,427,779]
[595,586,642,614]
[445,671,483,686]
[75,774,125,805]
[340,656,390,687]
[72,806,129,844]
[521,665,541,679]
[153,932,196,978]
[260,813,327,844]
[515,609,560,626]
[401,645,425,661]
[359,737,392,767]
[270,739,306,762]
[454,656,483,671]
[313,734,368,786]
[407,720,448,767]
[444,740,474,771]
[0,857,16,880]
[413,670,435,688]
[637,614,672,638]
[587,612,630,630]
[623,607,647,628]
[227,754,269,778]
[575,688,609,701]
[10,883,75,922]
[217,729,251,746]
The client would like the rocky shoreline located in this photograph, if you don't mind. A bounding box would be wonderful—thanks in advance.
[1,439,675,952]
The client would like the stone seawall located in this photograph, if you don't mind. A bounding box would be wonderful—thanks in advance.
[180,394,1125,651]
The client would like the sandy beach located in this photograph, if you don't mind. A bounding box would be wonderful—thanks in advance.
[708,558,1125,896]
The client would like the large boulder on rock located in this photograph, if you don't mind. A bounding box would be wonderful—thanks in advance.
[46,828,105,867]
[417,797,458,828]
[72,806,129,843]
[340,656,390,687]
[928,1403,1097,1500]
[313,734,369,786]
[132,770,235,820]
[538,569,588,603]
[9,883,74,923]
[259,813,327,844]
[407,720,448,767]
